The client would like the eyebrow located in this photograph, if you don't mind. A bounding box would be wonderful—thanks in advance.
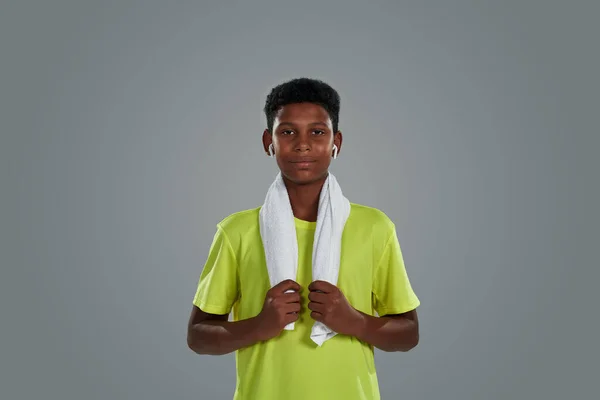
[277,121,329,127]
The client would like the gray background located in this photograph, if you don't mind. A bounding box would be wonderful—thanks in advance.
[1,1,598,399]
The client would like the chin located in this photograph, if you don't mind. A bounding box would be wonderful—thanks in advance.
[282,169,328,185]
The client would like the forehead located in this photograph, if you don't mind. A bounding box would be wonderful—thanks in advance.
[274,102,331,125]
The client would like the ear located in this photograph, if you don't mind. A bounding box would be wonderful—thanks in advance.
[262,129,272,155]
[333,131,343,155]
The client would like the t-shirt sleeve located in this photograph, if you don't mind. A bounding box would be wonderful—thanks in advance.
[372,225,420,316]
[192,224,239,315]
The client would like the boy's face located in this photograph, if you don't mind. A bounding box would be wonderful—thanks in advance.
[263,102,342,185]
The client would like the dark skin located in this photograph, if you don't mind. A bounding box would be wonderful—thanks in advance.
[263,102,343,221]
[187,102,418,355]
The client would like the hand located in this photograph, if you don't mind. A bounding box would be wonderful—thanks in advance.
[308,280,363,336]
[255,279,302,341]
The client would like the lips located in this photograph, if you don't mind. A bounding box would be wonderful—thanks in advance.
[290,158,317,163]
[290,159,317,168]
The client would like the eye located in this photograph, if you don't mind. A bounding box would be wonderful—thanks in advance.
[313,130,325,135]
[282,130,294,135]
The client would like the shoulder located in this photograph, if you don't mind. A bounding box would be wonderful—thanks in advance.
[215,206,261,239]
[345,203,400,264]
[346,202,399,251]
[348,202,396,233]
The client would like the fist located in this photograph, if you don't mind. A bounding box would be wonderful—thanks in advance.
[308,280,362,336]
[255,279,302,341]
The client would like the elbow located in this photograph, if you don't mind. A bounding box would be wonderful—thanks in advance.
[396,321,419,352]
[187,331,203,354]
[399,332,419,352]
[382,331,419,353]
[379,311,420,352]
[187,328,211,355]
[187,328,227,356]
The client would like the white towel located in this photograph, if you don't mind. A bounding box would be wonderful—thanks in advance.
[258,171,351,346]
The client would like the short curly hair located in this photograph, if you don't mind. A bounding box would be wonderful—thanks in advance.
[263,77,340,133]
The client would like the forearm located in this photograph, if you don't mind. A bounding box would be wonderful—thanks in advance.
[188,316,263,355]
[352,311,419,352]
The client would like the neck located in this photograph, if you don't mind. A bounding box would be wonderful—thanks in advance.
[282,172,329,222]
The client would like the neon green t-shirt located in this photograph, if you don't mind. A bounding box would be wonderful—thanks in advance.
[193,203,420,400]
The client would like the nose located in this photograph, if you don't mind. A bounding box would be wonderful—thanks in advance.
[294,132,311,152]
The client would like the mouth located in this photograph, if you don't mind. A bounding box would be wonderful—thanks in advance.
[289,159,317,168]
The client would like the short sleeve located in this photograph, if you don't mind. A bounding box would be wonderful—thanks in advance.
[192,225,239,315]
[372,225,420,316]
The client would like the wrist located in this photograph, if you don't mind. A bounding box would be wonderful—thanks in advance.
[348,309,368,338]
[249,315,269,342]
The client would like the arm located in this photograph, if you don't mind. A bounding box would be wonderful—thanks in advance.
[364,223,420,352]
[186,305,262,356]
[352,309,419,352]
[187,279,303,355]
[308,281,419,353]
[188,224,265,355]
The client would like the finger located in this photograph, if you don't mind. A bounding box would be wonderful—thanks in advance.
[310,311,323,321]
[274,279,301,294]
[308,291,327,303]
[286,312,300,324]
[307,301,324,313]
[308,280,334,294]
[285,302,301,314]
[281,292,301,303]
